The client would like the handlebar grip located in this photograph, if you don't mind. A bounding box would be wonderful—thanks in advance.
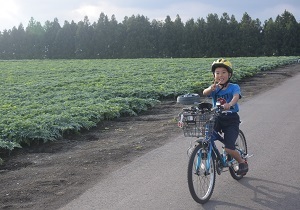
[217,104,234,109]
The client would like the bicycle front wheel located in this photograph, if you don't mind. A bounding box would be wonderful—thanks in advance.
[187,144,216,204]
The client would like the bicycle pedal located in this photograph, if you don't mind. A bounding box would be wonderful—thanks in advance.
[244,154,254,158]
[201,152,207,159]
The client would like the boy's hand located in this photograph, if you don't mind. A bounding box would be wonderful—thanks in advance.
[210,80,217,91]
[223,103,231,110]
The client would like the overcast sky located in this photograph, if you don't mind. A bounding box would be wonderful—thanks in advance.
[1,0,299,31]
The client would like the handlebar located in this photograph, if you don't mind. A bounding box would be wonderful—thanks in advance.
[178,101,236,137]
[182,102,233,114]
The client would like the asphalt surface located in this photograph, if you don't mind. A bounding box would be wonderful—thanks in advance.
[60,73,300,210]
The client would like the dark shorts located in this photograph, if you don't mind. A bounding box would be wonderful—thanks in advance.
[214,113,240,150]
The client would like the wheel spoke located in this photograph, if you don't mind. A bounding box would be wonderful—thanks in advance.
[188,145,215,203]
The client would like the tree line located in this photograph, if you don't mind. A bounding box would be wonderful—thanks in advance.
[0,10,299,59]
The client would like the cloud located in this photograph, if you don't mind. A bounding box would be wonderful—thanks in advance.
[0,0,299,31]
[69,1,224,24]
[69,1,125,22]
[258,3,300,21]
[0,0,22,29]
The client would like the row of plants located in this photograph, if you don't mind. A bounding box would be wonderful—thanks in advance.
[0,57,298,158]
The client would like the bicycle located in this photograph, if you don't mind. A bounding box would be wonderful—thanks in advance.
[177,93,252,204]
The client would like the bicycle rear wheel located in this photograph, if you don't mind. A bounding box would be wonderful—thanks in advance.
[187,144,216,204]
[229,130,248,180]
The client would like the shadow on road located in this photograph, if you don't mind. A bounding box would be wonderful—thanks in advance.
[240,176,299,210]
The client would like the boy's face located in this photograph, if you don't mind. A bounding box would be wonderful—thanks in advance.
[214,67,231,85]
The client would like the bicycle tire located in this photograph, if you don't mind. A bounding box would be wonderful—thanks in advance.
[187,144,216,204]
[229,130,248,180]
[177,93,200,105]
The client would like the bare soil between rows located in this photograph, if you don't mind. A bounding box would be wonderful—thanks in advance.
[1,64,300,210]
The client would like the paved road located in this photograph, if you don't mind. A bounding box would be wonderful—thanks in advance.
[60,74,300,210]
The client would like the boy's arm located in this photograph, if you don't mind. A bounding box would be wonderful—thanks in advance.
[223,93,239,110]
[203,86,212,96]
[203,80,217,96]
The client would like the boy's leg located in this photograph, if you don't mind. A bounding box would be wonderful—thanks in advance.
[225,148,244,163]
[223,124,248,174]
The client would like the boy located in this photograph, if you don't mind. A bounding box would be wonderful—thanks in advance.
[203,58,248,175]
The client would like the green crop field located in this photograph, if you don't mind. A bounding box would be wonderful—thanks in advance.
[0,57,298,156]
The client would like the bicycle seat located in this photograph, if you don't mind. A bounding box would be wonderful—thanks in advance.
[198,102,212,110]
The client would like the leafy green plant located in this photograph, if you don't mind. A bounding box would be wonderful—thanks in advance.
[0,56,298,159]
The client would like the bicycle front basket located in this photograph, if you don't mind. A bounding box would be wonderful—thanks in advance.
[178,111,214,138]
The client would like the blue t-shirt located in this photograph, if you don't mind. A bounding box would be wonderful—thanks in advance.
[208,83,241,112]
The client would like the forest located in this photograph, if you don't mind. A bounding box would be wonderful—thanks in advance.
[0,10,299,59]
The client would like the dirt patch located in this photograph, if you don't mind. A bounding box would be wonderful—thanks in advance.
[0,64,300,210]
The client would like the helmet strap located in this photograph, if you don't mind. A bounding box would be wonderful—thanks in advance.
[216,79,230,95]
[220,79,230,88]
